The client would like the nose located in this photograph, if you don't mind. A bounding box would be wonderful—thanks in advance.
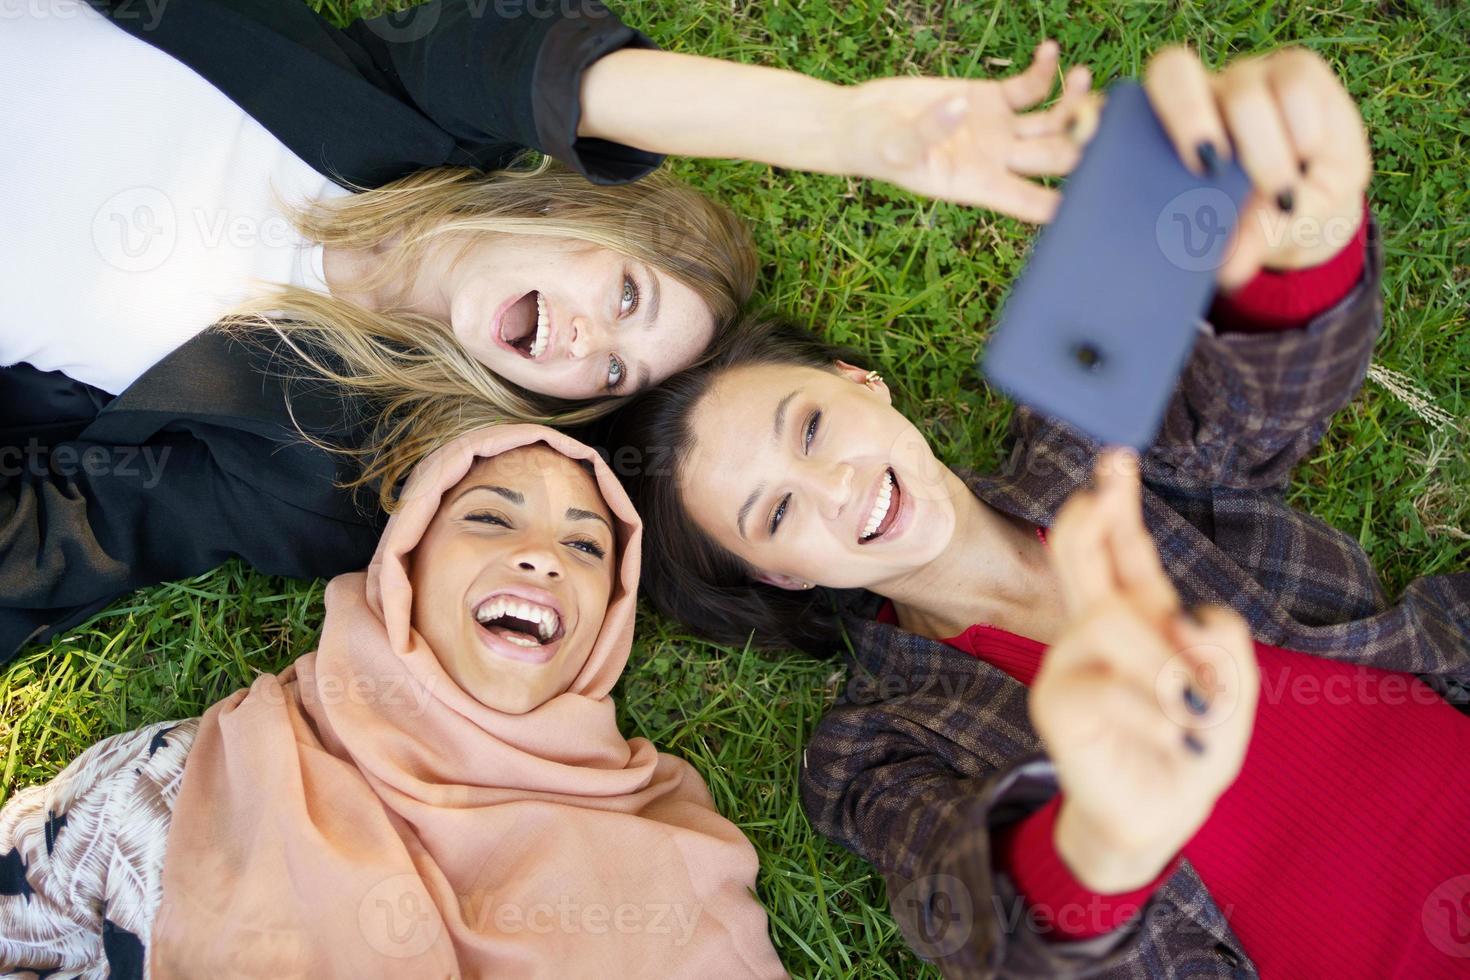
[567,314,612,360]
[506,541,563,580]
[806,460,855,521]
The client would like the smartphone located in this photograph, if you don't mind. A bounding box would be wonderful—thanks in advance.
[979,79,1252,449]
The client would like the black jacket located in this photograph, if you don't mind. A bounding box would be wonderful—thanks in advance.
[1,0,660,663]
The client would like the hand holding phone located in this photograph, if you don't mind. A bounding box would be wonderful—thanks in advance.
[979,79,1252,448]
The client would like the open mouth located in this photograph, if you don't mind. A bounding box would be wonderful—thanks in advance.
[473,593,564,649]
[497,290,550,360]
[858,468,902,544]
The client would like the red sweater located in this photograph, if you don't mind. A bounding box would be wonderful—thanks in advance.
[892,216,1470,975]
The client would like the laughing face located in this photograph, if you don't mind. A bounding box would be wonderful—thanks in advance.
[437,235,717,400]
[681,362,965,594]
[408,445,617,714]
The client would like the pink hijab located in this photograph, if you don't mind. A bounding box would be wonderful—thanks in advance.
[150,425,785,979]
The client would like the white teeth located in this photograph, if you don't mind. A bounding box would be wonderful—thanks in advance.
[474,595,560,642]
[529,292,548,359]
[860,471,894,541]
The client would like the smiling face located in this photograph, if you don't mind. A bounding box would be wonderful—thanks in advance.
[434,235,716,399]
[408,445,617,714]
[681,362,963,594]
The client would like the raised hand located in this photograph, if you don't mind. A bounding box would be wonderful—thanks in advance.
[838,40,1094,223]
[1144,46,1372,288]
[1031,449,1260,892]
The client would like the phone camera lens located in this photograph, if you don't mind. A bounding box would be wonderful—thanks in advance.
[1072,342,1105,372]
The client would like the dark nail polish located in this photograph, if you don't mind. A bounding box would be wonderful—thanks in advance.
[1183,733,1206,755]
[1195,141,1219,175]
[1299,160,1309,176]
[1276,188,1295,213]
[1182,605,1206,627]
[1183,685,1210,716]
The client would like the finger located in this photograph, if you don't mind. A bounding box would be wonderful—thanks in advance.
[1013,65,1094,138]
[960,171,1060,223]
[1037,670,1186,757]
[1006,134,1082,176]
[1000,39,1061,111]
[1092,450,1179,620]
[1215,58,1301,215]
[1215,190,1275,290]
[1143,45,1231,175]
[1045,600,1180,697]
[1266,50,1371,199]
[1049,488,1118,613]
[1164,606,1260,741]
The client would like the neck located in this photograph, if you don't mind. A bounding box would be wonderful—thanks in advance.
[882,470,1062,644]
[323,238,448,319]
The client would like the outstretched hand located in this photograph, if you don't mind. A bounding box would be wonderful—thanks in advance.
[838,40,1093,223]
[1031,449,1260,893]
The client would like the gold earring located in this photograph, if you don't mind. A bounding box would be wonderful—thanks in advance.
[864,370,883,387]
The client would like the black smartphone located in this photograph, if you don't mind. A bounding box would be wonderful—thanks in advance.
[979,79,1252,449]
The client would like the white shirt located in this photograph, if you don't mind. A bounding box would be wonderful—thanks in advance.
[0,0,350,395]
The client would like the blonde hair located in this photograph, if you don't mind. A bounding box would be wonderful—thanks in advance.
[221,158,756,511]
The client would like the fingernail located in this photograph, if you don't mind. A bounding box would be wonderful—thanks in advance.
[1183,685,1210,716]
[1298,160,1309,176]
[1276,188,1295,213]
[1181,605,1206,627]
[1183,733,1206,755]
[1195,141,1219,175]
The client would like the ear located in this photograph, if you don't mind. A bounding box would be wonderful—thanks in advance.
[833,360,891,403]
[754,570,813,591]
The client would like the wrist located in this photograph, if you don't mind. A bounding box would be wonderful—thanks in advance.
[1054,801,1177,894]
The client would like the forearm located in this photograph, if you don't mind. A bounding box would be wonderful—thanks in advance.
[578,48,849,173]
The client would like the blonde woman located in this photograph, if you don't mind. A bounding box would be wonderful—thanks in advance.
[0,0,1089,662]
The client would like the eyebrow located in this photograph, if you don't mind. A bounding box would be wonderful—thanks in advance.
[736,388,801,540]
[566,507,612,531]
[452,484,523,505]
[642,264,661,331]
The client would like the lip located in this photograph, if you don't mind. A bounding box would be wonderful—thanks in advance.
[470,584,568,665]
[489,290,556,362]
[856,467,909,546]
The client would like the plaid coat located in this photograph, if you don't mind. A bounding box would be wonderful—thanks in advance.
[801,219,1470,978]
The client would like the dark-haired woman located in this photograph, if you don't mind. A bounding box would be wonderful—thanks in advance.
[1,0,1092,663]
[608,45,1470,977]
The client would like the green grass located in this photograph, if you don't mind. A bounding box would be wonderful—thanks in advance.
[5,0,1468,975]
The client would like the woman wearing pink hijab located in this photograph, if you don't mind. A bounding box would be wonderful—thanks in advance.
[0,425,785,979]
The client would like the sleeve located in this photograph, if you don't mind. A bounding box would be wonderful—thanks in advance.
[801,696,1165,977]
[343,0,664,183]
[1143,210,1383,492]
[994,796,1180,942]
[0,426,379,665]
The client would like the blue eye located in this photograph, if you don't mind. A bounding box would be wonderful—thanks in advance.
[606,354,626,391]
[620,274,639,316]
